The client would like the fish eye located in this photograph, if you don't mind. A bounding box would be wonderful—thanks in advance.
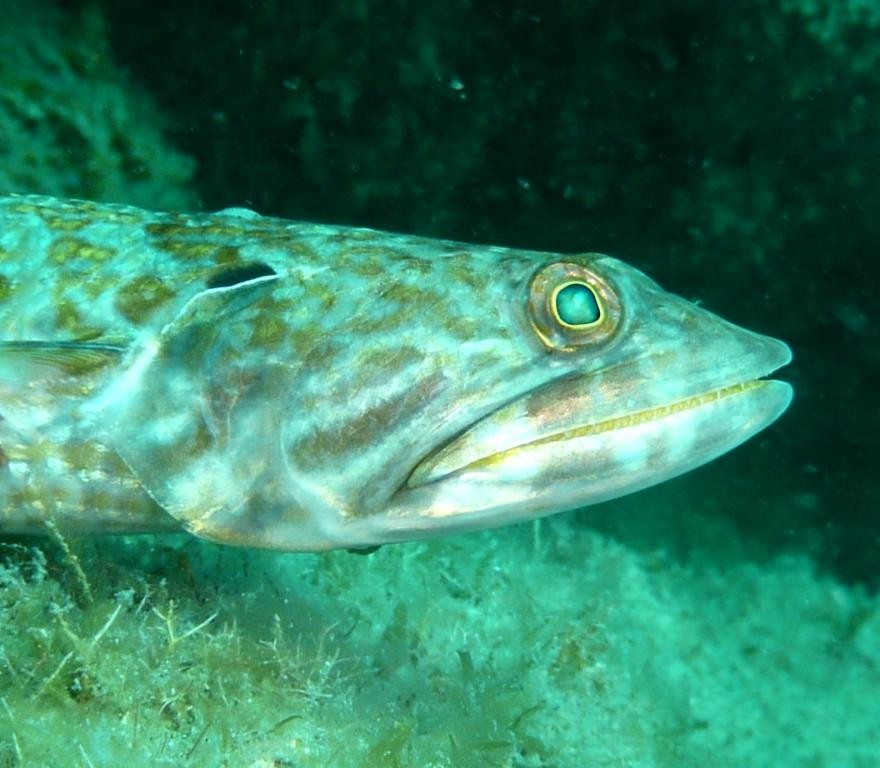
[552,281,602,327]
[528,259,621,351]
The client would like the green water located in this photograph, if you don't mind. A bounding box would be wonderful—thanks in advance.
[1,1,877,765]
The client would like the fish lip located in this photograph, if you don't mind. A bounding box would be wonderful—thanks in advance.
[754,335,793,377]
[407,338,793,489]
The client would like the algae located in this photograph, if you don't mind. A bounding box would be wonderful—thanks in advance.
[0,1,194,209]
[2,503,879,767]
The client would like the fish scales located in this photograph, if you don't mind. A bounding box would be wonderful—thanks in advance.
[0,194,792,551]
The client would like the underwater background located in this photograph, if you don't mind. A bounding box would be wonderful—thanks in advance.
[0,1,877,765]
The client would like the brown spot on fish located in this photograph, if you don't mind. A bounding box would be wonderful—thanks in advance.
[114,275,175,323]
[248,313,287,348]
[48,237,115,264]
[379,282,423,305]
[55,300,86,333]
[353,346,425,387]
[153,240,219,260]
[193,222,247,238]
[214,245,243,265]
[447,252,489,290]
[43,215,89,232]
[400,255,432,274]
[145,221,187,238]
[445,315,481,340]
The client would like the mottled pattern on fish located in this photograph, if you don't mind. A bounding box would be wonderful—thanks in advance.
[0,194,792,550]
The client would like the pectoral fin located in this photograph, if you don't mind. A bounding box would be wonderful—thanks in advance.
[0,341,126,422]
[0,341,124,386]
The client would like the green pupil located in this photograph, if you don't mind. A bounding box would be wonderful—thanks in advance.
[555,283,600,325]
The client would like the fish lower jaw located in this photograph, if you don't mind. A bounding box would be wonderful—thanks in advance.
[414,377,793,484]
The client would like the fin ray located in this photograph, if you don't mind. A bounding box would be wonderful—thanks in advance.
[0,340,124,387]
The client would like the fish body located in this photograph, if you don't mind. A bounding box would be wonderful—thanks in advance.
[0,195,792,550]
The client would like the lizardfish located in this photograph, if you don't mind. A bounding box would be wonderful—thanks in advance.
[0,195,792,551]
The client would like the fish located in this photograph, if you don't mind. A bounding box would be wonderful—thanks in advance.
[0,194,792,551]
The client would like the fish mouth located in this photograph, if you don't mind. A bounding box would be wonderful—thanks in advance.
[408,337,793,489]
[459,379,783,470]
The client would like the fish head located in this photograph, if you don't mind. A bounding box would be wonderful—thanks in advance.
[380,253,792,543]
[102,239,791,551]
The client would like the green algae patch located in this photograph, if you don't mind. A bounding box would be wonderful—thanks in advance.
[0,540,357,767]
[2,509,880,767]
[0,1,194,209]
